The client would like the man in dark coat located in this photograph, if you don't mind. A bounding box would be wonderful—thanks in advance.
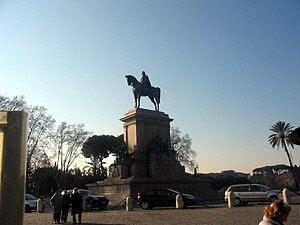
[71,187,83,224]
[61,190,70,223]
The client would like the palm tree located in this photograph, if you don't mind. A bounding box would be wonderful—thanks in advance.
[268,121,298,189]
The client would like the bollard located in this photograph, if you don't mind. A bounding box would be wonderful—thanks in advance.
[82,198,87,211]
[283,188,291,206]
[176,194,184,209]
[228,191,236,208]
[37,198,44,213]
[126,196,133,211]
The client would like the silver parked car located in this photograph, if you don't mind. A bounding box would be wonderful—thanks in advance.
[25,194,38,212]
[224,184,281,206]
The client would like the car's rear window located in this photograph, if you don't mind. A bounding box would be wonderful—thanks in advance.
[143,190,155,196]
[25,194,37,200]
[79,190,93,196]
[250,185,264,192]
[259,184,272,190]
[231,185,249,192]
[157,190,174,196]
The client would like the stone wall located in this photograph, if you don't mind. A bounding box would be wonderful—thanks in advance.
[87,177,212,206]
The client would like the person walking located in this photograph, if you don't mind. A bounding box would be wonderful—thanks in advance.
[50,189,63,224]
[71,187,83,224]
[61,190,70,223]
[259,200,291,225]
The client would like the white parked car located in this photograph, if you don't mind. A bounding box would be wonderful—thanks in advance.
[224,184,281,206]
[25,194,38,212]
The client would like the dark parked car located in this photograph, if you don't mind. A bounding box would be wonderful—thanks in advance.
[67,189,109,210]
[137,188,196,210]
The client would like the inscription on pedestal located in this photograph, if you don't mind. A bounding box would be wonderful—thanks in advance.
[117,184,129,193]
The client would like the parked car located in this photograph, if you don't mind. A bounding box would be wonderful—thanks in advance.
[224,184,281,206]
[67,189,109,210]
[25,194,37,212]
[137,188,196,210]
[217,187,228,195]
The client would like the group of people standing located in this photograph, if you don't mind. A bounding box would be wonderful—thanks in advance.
[50,187,83,224]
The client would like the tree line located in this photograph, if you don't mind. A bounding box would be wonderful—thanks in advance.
[251,164,300,189]
[200,164,300,193]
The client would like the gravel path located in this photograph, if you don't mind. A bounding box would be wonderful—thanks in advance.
[24,203,300,225]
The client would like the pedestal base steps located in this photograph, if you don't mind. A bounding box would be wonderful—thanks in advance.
[87,177,212,207]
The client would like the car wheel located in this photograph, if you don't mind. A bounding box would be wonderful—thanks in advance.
[183,201,188,208]
[86,201,93,210]
[141,202,150,210]
[25,204,31,213]
[234,198,242,206]
[269,196,278,203]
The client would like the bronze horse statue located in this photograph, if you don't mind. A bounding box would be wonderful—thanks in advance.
[125,75,161,111]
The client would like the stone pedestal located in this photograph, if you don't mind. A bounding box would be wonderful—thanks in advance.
[87,108,212,206]
[121,108,179,178]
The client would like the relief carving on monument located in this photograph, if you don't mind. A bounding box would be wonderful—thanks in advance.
[117,185,129,193]
[108,164,120,178]
[151,134,169,154]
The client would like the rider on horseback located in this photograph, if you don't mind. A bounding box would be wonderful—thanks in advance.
[140,71,151,95]
[125,73,160,111]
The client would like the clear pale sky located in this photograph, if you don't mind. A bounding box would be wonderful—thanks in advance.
[1,0,299,173]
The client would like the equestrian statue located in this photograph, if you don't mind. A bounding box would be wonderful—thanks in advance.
[125,71,161,111]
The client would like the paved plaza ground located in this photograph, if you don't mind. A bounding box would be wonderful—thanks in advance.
[24,202,300,225]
